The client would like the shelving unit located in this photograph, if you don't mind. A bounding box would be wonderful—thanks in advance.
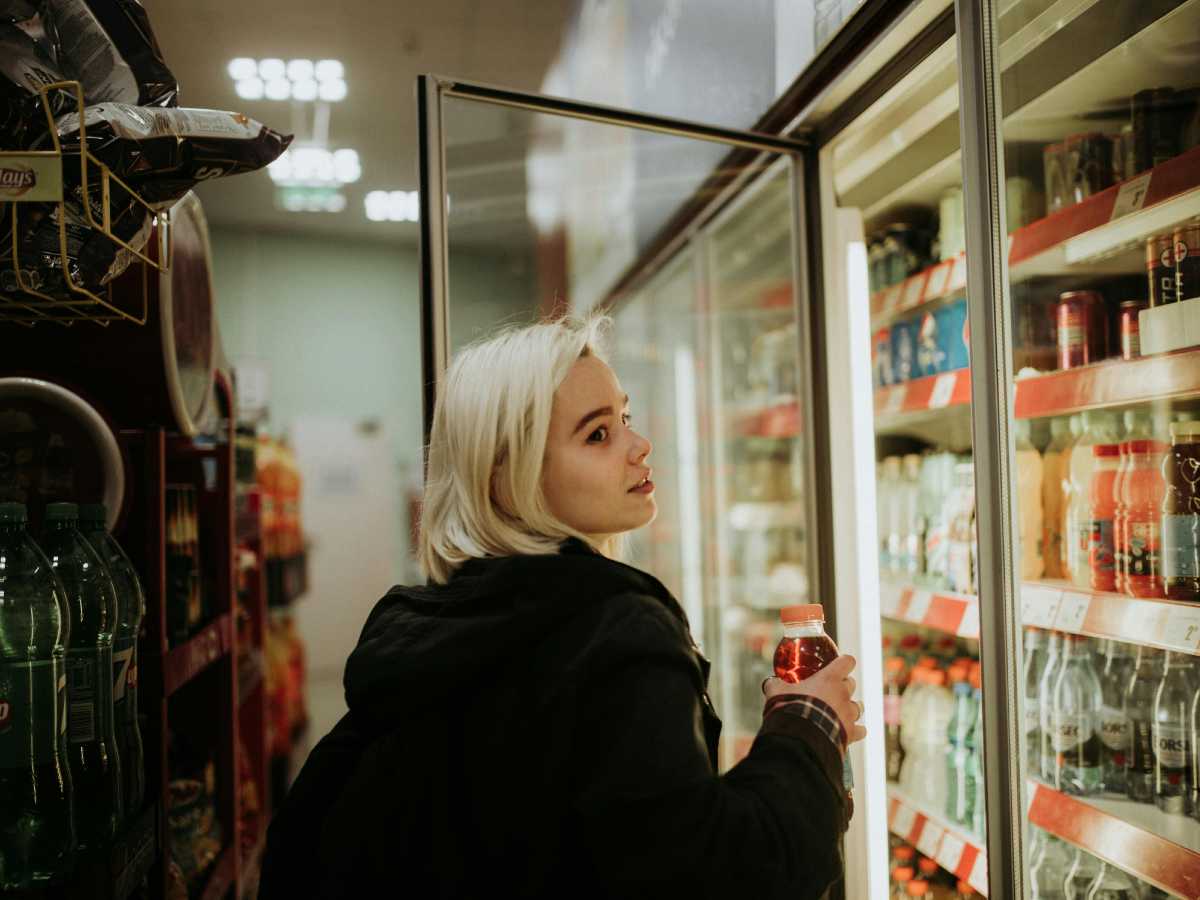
[887,786,989,896]
[162,614,233,696]
[879,581,981,639]
[1027,780,1200,898]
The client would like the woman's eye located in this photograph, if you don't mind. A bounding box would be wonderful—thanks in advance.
[587,426,609,443]
[621,412,632,426]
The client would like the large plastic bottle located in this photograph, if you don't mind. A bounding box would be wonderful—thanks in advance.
[1088,444,1121,592]
[1126,646,1165,803]
[880,457,903,575]
[901,667,954,811]
[1024,627,1049,774]
[1051,634,1103,795]
[1039,632,1065,781]
[1153,651,1195,816]
[947,464,976,596]
[1029,828,1071,899]
[921,453,957,589]
[1017,420,1045,579]
[1113,412,1154,595]
[0,503,75,889]
[1059,415,1084,577]
[945,663,974,824]
[885,656,907,782]
[1125,439,1169,598]
[1097,641,1134,795]
[41,502,122,847]
[1067,413,1118,587]
[963,663,985,835]
[79,504,145,823]
[1063,847,1102,900]
[1043,417,1072,579]
[900,454,923,577]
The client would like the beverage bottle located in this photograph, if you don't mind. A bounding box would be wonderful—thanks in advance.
[899,633,923,668]
[1097,641,1134,794]
[1084,862,1138,899]
[963,663,985,835]
[1017,419,1046,579]
[1067,413,1118,587]
[947,464,976,596]
[906,879,930,898]
[1059,415,1083,576]
[892,865,915,900]
[1114,412,1154,595]
[1125,439,1169,598]
[1153,651,1194,815]
[945,663,973,823]
[891,844,916,877]
[1051,634,1103,795]
[1126,646,1165,803]
[1088,444,1121,592]
[0,503,75,889]
[1043,417,1072,579]
[1039,632,1065,781]
[1030,829,1071,899]
[79,504,145,823]
[916,858,940,887]
[923,453,956,589]
[1024,627,1049,774]
[899,667,925,794]
[884,656,907,782]
[774,605,852,792]
[881,457,903,575]
[900,454,924,577]
[1162,421,1200,600]
[956,880,980,899]
[41,502,123,847]
[1063,847,1102,899]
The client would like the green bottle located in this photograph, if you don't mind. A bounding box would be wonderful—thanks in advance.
[79,504,145,823]
[41,502,122,848]
[0,502,76,888]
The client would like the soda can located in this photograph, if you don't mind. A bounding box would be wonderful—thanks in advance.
[1147,233,1178,306]
[1120,299,1147,360]
[1175,219,1200,303]
[1057,290,1106,369]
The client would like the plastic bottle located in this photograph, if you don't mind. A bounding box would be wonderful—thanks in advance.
[1153,651,1194,816]
[1030,829,1071,899]
[79,504,145,824]
[885,656,907,782]
[1043,417,1072,580]
[891,844,916,878]
[1097,640,1134,795]
[1067,413,1118,587]
[1113,412,1154,595]
[1051,634,1103,795]
[900,454,924,577]
[882,457,903,575]
[1017,419,1046,579]
[900,667,953,810]
[0,503,75,889]
[1084,862,1138,898]
[1060,415,1083,578]
[956,880,980,899]
[906,879,930,898]
[964,663,985,836]
[1088,444,1121,592]
[922,453,957,589]
[1063,847,1102,899]
[1126,646,1165,803]
[892,866,915,900]
[1039,632,1065,781]
[947,464,976,596]
[1024,627,1049,774]
[1162,421,1200,601]
[945,663,974,823]
[1125,439,1169,598]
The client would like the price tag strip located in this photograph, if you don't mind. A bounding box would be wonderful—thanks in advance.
[1054,592,1091,633]
[929,372,958,409]
[969,850,988,896]
[901,273,927,311]
[1163,605,1200,654]
[936,831,967,875]
[916,820,944,858]
[891,799,919,841]
[1109,172,1153,221]
[957,599,981,639]
[905,589,934,625]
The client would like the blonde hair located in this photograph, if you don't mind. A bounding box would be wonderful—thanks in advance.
[419,314,616,584]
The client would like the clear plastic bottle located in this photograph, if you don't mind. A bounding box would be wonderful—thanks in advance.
[900,454,924,577]
[1113,412,1154,595]
[1051,634,1103,795]
[1043,417,1072,580]
[947,464,976,596]
[964,663,985,836]
[892,865,915,900]
[1024,627,1049,775]
[1017,419,1046,579]
[922,453,957,589]
[882,457,904,576]
[1068,413,1118,587]
[1153,651,1195,816]
[1126,646,1165,803]
[1039,632,1065,782]
[900,668,953,811]
[1084,862,1138,899]
[1060,415,1084,578]
[1097,641,1134,795]
[1030,829,1071,899]
[885,656,907,782]
[945,663,974,824]
[1088,444,1121,592]
[1064,847,1103,900]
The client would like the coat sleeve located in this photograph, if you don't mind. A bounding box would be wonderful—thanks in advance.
[570,602,849,900]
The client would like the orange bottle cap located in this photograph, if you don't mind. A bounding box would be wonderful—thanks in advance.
[918,858,938,875]
[894,846,915,861]
[894,866,914,883]
[926,670,946,686]
[780,604,825,625]
[886,657,907,672]
[917,655,938,669]
[957,880,974,895]
[907,880,929,896]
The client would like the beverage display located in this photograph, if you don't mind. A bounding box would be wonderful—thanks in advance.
[0,503,75,889]
[1050,635,1103,796]
[79,503,146,823]
[1126,647,1165,804]
[945,663,974,823]
[41,502,123,848]
[1162,421,1200,601]
[1153,652,1194,816]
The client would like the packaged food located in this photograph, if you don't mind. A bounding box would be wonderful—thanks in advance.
[890,316,919,383]
[873,327,894,388]
[935,298,970,373]
[0,7,72,151]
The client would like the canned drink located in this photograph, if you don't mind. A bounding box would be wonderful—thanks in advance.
[1120,299,1147,360]
[1147,234,1178,306]
[1175,219,1200,303]
[1057,291,1107,369]
[1064,133,1115,204]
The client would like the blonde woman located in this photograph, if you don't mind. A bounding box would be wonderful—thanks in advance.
[259,315,864,900]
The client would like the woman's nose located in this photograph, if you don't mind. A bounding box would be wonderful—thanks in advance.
[630,430,652,462]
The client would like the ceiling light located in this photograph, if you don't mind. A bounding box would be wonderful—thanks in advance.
[258,57,286,80]
[276,186,346,214]
[264,78,291,101]
[269,147,361,187]
[315,59,344,82]
[286,58,314,82]
[332,149,361,184]
[364,190,420,223]
[291,79,318,101]
[318,78,347,102]
[235,77,264,100]
[228,57,257,81]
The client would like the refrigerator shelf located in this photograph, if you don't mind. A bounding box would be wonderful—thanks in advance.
[880,580,981,639]
[887,785,989,896]
[874,369,972,423]
[1027,779,1200,898]
[869,253,967,331]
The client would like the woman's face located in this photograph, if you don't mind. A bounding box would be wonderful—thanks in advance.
[541,354,656,543]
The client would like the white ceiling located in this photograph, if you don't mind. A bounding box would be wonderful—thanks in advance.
[143,0,574,244]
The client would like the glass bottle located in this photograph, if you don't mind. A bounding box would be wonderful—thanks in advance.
[1039,631,1065,782]
[1097,641,1134,795]
[1162,421,1200,601]
[1051,634,1103,795]
[1024,627,1049,774]
[1084,861,1139,899]
[1063,847,1102,900]
[1126,646,1166,803]
[1030,829,1071,899]
[1153,651,1195,816]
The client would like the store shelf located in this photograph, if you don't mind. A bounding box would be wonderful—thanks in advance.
[238,651,265,707]
[1013,346,1200,419]
[880,581,980,639]
[870,253,967,329]
[874,369,972,423]
[887,786,988,896]
[1027,779,1200,898]
[199,844,237,900]
[164,613,233,697]
[728,501,805,531]
[239,831,266,899]
[236,486,262,542]
[732,400,801,438]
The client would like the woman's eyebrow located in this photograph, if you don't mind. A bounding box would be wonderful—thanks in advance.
[571,394,629,435]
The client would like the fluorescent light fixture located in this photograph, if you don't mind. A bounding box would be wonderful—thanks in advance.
[234,77,264,100]
[318,78,347,102]
[268,147,361,188]
[258,57,286,80]
[264,77,291,101]
[286,58,314,81]
[276,186,346,213]
[364,190,420,223]
[332,149,361,184]
[315,59,344,82]
[291,78,318,101]
[228,57,257,80]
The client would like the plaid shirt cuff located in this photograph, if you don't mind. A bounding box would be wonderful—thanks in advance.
[762,694,847,754]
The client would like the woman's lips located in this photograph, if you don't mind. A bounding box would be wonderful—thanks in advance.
[629,479,655,494]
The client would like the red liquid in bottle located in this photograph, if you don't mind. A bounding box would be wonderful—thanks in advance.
[774,604,838,682]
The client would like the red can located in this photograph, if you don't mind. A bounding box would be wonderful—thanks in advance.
[1120,299,1147,360]
[1147,233,1178,306]
[1057,290,1107,369]
[1175,219,1200,303]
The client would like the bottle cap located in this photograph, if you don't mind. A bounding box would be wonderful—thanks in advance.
[0,502,27,524]
[900,635,922,650]
[907,880,930,896]
[926,670,946,686]
[1170,421,1200,440]
[918,858,938,875]
[78,503,108,526]
[969,663,982,689]
[893,866,914,883]
[885,657,906,673]
[957,881,974,896]
[1129,439,1169,454]
[780,604,825,625]
[916,656,938,669]
[947,664,967,684]
[894,846,915,862]
[1092,443,1120,457]
[44,502,79,523]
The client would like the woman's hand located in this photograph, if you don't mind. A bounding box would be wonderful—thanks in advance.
[763,655,867,744]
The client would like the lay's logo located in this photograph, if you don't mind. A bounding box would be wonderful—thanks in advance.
[0,165,37,199]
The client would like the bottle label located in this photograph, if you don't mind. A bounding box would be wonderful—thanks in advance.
[883,694,901,727]
[1098,706,1129,751]
[1052,715,1095,752]
[0,659,65,768]
[66,650,98,744]
[1130,720,1155,774]
[1024,702,1039,735]
[1154,724,1189,770]
[1128,520,1161,576]
[1162,514,1200,578]
[1089,518,1115,572]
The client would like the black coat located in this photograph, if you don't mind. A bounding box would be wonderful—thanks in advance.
[258,540,849,899]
